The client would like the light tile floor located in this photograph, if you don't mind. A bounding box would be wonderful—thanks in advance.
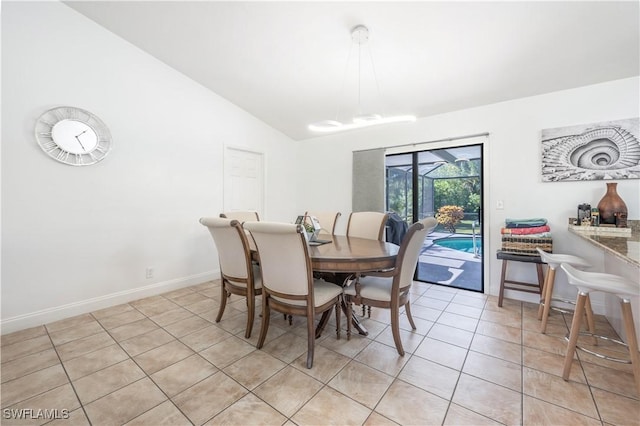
[1,280,639,425]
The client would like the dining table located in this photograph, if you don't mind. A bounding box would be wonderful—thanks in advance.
[308,234,399,273]
[308,234,400,336]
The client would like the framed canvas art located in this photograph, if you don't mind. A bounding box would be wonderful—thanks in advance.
[541,118,640,182]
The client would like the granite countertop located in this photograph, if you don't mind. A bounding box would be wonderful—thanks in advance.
[568,220,640,268]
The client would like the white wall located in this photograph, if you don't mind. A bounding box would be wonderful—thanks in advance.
[296,77,640,310]
[1,2,297,333]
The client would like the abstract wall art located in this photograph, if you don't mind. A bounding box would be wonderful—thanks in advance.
[541,118,640,182]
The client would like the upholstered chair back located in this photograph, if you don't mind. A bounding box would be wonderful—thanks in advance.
[305,211,341,235]
[346,211,388,241]
[396,217,438,290]
[200,217,251,280]
[220,211,260,223]
[343,216,437,356]
[244,222,312,297]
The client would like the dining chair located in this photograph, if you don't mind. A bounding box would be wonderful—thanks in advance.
[346,211,388,241]
[220,210,260,223]
[344,216,437,355]
[304,211,341,235]
[244,221,342,369]
[199,217,262,338]
[346,211,389,317]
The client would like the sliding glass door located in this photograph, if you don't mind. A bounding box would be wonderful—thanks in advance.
[386,144,484,292]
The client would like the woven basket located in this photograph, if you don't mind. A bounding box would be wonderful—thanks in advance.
[501,236,552,255]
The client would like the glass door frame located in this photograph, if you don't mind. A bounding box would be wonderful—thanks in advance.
[385,141,485,293]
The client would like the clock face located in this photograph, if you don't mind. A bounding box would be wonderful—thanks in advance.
[51,120,99,154]
[35,106,112,166]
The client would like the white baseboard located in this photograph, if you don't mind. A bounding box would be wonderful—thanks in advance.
[0,270,220,335]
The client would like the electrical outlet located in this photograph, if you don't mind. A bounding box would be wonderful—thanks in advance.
[496,200,504,210]
[145,267,154,279]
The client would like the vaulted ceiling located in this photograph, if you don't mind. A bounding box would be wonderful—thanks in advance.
[64,1,640,141]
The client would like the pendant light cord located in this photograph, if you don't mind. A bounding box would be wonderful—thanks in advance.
[366,38,385,117]
[357,35,362,116]
[334,42,355,122]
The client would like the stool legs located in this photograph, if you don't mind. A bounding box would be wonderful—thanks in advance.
[563,291,588,381]
[621,299,640,396]
[537,267,550,320]
[584,296,597,346]
[539,266,595,336]
[564,294,640,396]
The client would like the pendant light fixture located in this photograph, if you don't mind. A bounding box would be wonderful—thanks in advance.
[309,25,416,133]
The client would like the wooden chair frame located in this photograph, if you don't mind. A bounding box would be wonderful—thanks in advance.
[200,217,261,338]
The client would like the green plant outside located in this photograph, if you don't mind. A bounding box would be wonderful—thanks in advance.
[387,159,481,225]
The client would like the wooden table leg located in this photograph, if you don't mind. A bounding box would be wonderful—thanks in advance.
[347,299,369,336]
[498,259,508,307]
[315,299,369,338]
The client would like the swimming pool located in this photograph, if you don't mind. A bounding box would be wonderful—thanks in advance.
[434,237,483,254]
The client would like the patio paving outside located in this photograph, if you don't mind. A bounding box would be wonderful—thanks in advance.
[417,231,483,292]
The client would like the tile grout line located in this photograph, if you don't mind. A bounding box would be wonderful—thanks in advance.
[100,300,208,426]
[69,300,201,425]
[439,287,472,425]
[442,290,508,426]
[43,318,97,426]
[561,311,605,424]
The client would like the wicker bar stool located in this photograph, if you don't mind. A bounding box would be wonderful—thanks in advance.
[536,248,595,334]
[560,263,640,396]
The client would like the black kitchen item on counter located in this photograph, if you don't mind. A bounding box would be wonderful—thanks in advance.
[577,204,591,225]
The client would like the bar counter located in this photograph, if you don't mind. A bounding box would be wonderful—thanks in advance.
[568,220,640,268]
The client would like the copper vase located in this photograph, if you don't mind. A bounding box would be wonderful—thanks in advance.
[597,182,627,225]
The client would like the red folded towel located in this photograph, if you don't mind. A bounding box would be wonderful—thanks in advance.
[501,225,550,235]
